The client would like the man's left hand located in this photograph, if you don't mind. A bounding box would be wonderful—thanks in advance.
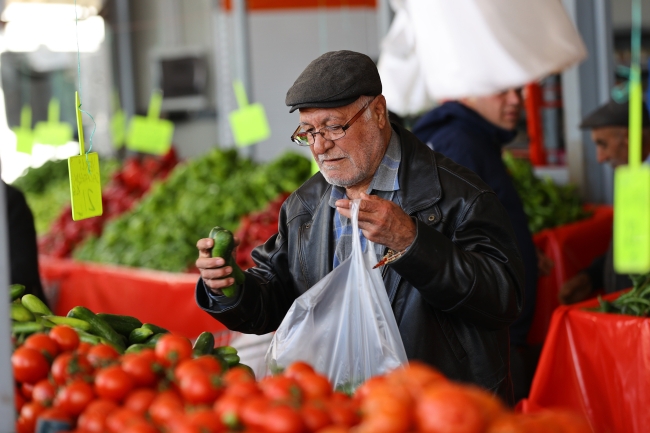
[335,193,416,252]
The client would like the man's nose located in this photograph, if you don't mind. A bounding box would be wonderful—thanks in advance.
[311,133,334,154]
[507,89,522,105]
[595,147,608,163]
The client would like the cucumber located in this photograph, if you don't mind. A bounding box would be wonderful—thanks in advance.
[125,343,154,354]
[192,332,215,357]
[96,313,143,336]
[68,306,125,352]
[214,345,238,356]
[12,321,44,335]
[21,294,53,316]
[75,329,102,345]
[234,363,256,380]
[129,327,154,345]
[11,303,35,322]
[41,316,92,331]
[222,354,240,367]
[210,227,245,297]
[141,323,169,335]
[145,332,166,346]
[10,284,25,301]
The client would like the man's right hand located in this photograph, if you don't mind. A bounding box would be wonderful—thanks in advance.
[196,237,238,296]
[558,273,593,305]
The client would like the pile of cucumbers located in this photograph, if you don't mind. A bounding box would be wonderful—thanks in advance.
[9,284,242,369]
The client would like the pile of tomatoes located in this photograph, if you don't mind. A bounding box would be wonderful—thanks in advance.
[12,325,592,433]
[38,149,179,258]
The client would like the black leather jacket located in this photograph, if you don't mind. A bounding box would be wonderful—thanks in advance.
[196,125,524,403]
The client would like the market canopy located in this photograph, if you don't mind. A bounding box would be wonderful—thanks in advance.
[379,0,587,115]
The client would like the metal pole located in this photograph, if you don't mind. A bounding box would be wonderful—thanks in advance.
[115,0,136,119]
[377,0,393,43]
[0,181,16,431]
[232,0,255,158]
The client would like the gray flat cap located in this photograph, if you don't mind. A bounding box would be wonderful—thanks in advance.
[285,50,382,113]
[580,99,650,129]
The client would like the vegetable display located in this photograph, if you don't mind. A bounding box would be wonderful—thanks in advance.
[74,149,311,272]
[502,151,591,234]
[597,272,650,317]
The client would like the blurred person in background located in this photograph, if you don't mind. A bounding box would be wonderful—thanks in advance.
[2,180,48,306]
[411,89,551,401]
[195,50,525,404]
[559,99,650,305]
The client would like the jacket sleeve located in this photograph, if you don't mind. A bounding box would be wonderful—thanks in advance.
[390,190,524,330]
[195,202,300,334]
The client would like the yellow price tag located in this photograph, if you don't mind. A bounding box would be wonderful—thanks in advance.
[126,90,174,155]
[229,80,271,147]
[68,91,103,221]
[13,105,34,154]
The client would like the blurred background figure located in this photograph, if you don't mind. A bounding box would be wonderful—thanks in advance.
[559,100,650,305]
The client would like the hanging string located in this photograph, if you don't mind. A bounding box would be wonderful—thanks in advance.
[74,0,97,169]
[611,0,642,103]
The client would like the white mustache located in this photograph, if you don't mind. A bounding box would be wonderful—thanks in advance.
[318,154,347,163]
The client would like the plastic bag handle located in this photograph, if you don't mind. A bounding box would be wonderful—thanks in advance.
[350,199,361,253]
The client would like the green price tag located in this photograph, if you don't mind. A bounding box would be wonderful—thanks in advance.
[13,105,34,154]
[126,90,174,155]
[110,90,126,149]
[228,80,271,147]
[68,92,103,221]
[34,98,73,146]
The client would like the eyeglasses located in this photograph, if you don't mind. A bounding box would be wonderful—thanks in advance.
[290,96,376,147]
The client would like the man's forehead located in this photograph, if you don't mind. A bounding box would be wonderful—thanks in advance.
[298,106,350,125]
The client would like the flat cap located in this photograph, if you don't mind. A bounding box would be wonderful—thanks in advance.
[580,99,650,129]
[285,50,382,113]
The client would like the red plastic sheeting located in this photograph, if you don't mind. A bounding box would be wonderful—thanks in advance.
[39,256,227,339]
[522,292,649,433]
[528,206,613,345]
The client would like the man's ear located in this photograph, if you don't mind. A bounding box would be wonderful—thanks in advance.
[374,95,388,128]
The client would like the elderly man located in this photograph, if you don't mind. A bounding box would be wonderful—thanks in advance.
[195,51,524,402]
[559,99,650,304]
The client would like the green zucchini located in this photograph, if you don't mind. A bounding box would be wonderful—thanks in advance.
[21,294,53,316]
[96,313,143,336]
[129,327,154,344]
[192,332,215,357]
[141,323,169,335]
[12,321,43,335]
[10,284,25,301]
[68,306,125,352]
[11,303,35,322]
[41,315,92,331]
[209,226,245,297]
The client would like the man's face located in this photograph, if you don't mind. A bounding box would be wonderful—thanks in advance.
[298,98,386,188]
[460,88,522,130]
[591,127,628,168]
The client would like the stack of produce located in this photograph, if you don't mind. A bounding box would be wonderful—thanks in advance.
[597,271,650,316]
[502,151,591,234]
[38,150,179,258]
[235,193,290,270]
[74,150,311,272]
[11,159,120,235]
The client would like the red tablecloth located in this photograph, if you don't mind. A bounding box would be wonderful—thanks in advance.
[528,206,613,345]
[39,256,227,339]
[521,292,649,433]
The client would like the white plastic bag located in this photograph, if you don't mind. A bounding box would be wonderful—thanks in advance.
[266,200,407,390]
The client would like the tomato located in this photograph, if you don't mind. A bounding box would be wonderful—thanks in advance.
[12,347,50,384]
[192,355,223,375]
[124,388,157,415]
[14,386,25,412]
[21,382,34,400]
[19,402,46,433]
[186,408,225,433]
[300,400,331,432]
[223,381,260,399]
[51,352,94,385]
[49,325,80,352]
[24,333,60,360]
[54,380,95,417]
[179,369,222,405]
[15,417,31,433]
[240,396,271,430]
[148,390,184,426]
[415,384,486,433]
[95,366,134,403]
[166,417,202,433]
[284,361,315,381]
[87,344,120,368]
[222,366,255,386]
[213,394,245,428]
[295,373,332,400]
[155,335,193,367]
[32,379,57,407]
[123,422,158,433]
[259,376,302,403]
[264,404,305,433]
[105,408,145,433]
[78,400,119,433]
[121,351,160,388]
[326,400,360,428]
[76,342,92,355]
[37,407,72,422]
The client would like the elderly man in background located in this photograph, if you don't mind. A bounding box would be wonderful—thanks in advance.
[559,100,650,305]
[195,50,524,403]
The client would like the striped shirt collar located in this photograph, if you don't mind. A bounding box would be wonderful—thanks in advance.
[328,129,401,207]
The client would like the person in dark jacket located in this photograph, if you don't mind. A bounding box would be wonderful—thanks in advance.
[559,99,650,304]
[195,51,524,404]
[3,180,48,306]
[412,91,543,401]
